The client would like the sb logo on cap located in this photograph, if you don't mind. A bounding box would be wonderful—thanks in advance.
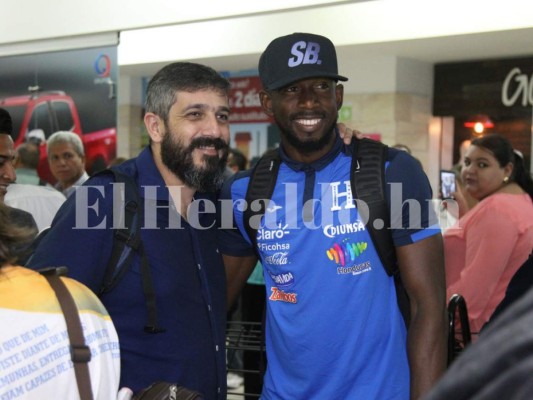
[288,41,322,68]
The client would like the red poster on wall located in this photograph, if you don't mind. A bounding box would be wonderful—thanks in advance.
[229,76,272,123]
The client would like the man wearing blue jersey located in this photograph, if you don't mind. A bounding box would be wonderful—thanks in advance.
[219,33,447,399]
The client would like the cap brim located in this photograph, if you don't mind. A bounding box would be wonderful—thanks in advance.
[266,73,348,90]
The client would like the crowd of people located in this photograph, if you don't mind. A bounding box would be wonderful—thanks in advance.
[0,31,532,400]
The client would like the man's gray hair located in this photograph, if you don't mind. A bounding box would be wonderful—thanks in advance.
[145,62,230,123]
[47,131,85,157]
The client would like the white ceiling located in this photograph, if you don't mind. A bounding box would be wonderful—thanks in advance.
[120,27,533,79]
[118,1,533,80]
[3,1,533,79]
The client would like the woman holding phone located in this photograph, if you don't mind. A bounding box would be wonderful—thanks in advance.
[444,134,533,335]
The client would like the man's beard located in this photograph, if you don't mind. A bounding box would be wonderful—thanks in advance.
[161,131,229,193]
[276,114,337,153]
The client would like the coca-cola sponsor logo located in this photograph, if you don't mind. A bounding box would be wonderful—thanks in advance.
[264,252,289,266]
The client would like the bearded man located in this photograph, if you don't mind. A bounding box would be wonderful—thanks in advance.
[28,62,231,399]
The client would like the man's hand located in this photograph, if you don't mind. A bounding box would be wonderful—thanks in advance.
[337,123,364,145]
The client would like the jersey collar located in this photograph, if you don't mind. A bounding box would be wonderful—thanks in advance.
[279,129,345,172]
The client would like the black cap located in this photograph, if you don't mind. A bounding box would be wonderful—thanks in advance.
[259,32,348,90]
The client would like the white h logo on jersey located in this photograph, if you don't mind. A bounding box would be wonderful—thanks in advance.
[288,41,322,67]
[330,181,356,211]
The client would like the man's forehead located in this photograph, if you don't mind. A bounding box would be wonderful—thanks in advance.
[0,134,14,154]
[0,135,15,165]
[175,89,229,104]
[49,141,76,151]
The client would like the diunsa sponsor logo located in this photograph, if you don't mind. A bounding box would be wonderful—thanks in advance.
[323,221,365,238]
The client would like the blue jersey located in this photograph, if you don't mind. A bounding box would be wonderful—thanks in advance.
[219,137,440,400]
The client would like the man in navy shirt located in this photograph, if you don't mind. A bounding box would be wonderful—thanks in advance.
[220,33,447,399]
[28,62,231,399]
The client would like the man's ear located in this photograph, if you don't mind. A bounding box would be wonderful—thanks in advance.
[144,112,164,143]
[336,84,344,110]
[259,90,274,117]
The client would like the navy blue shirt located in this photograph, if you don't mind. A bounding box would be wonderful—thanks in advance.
[28,147,227,399]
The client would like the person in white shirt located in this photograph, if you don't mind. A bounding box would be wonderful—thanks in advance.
[5,183,65,232]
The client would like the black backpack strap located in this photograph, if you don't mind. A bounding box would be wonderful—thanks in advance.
[95,167,165,333]
[243,150,281,382]
[351,138,410,325]
[97,168,143,293]
[244,149,282,250]
[351,138,397,275]
[139,242,165,334]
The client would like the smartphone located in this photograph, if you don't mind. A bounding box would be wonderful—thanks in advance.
[440,170,456,199]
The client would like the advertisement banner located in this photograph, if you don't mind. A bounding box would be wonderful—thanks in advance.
[229,76,272,124]
[434,56,533,118]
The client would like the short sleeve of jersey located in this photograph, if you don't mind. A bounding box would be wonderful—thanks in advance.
[385,149,441,246]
